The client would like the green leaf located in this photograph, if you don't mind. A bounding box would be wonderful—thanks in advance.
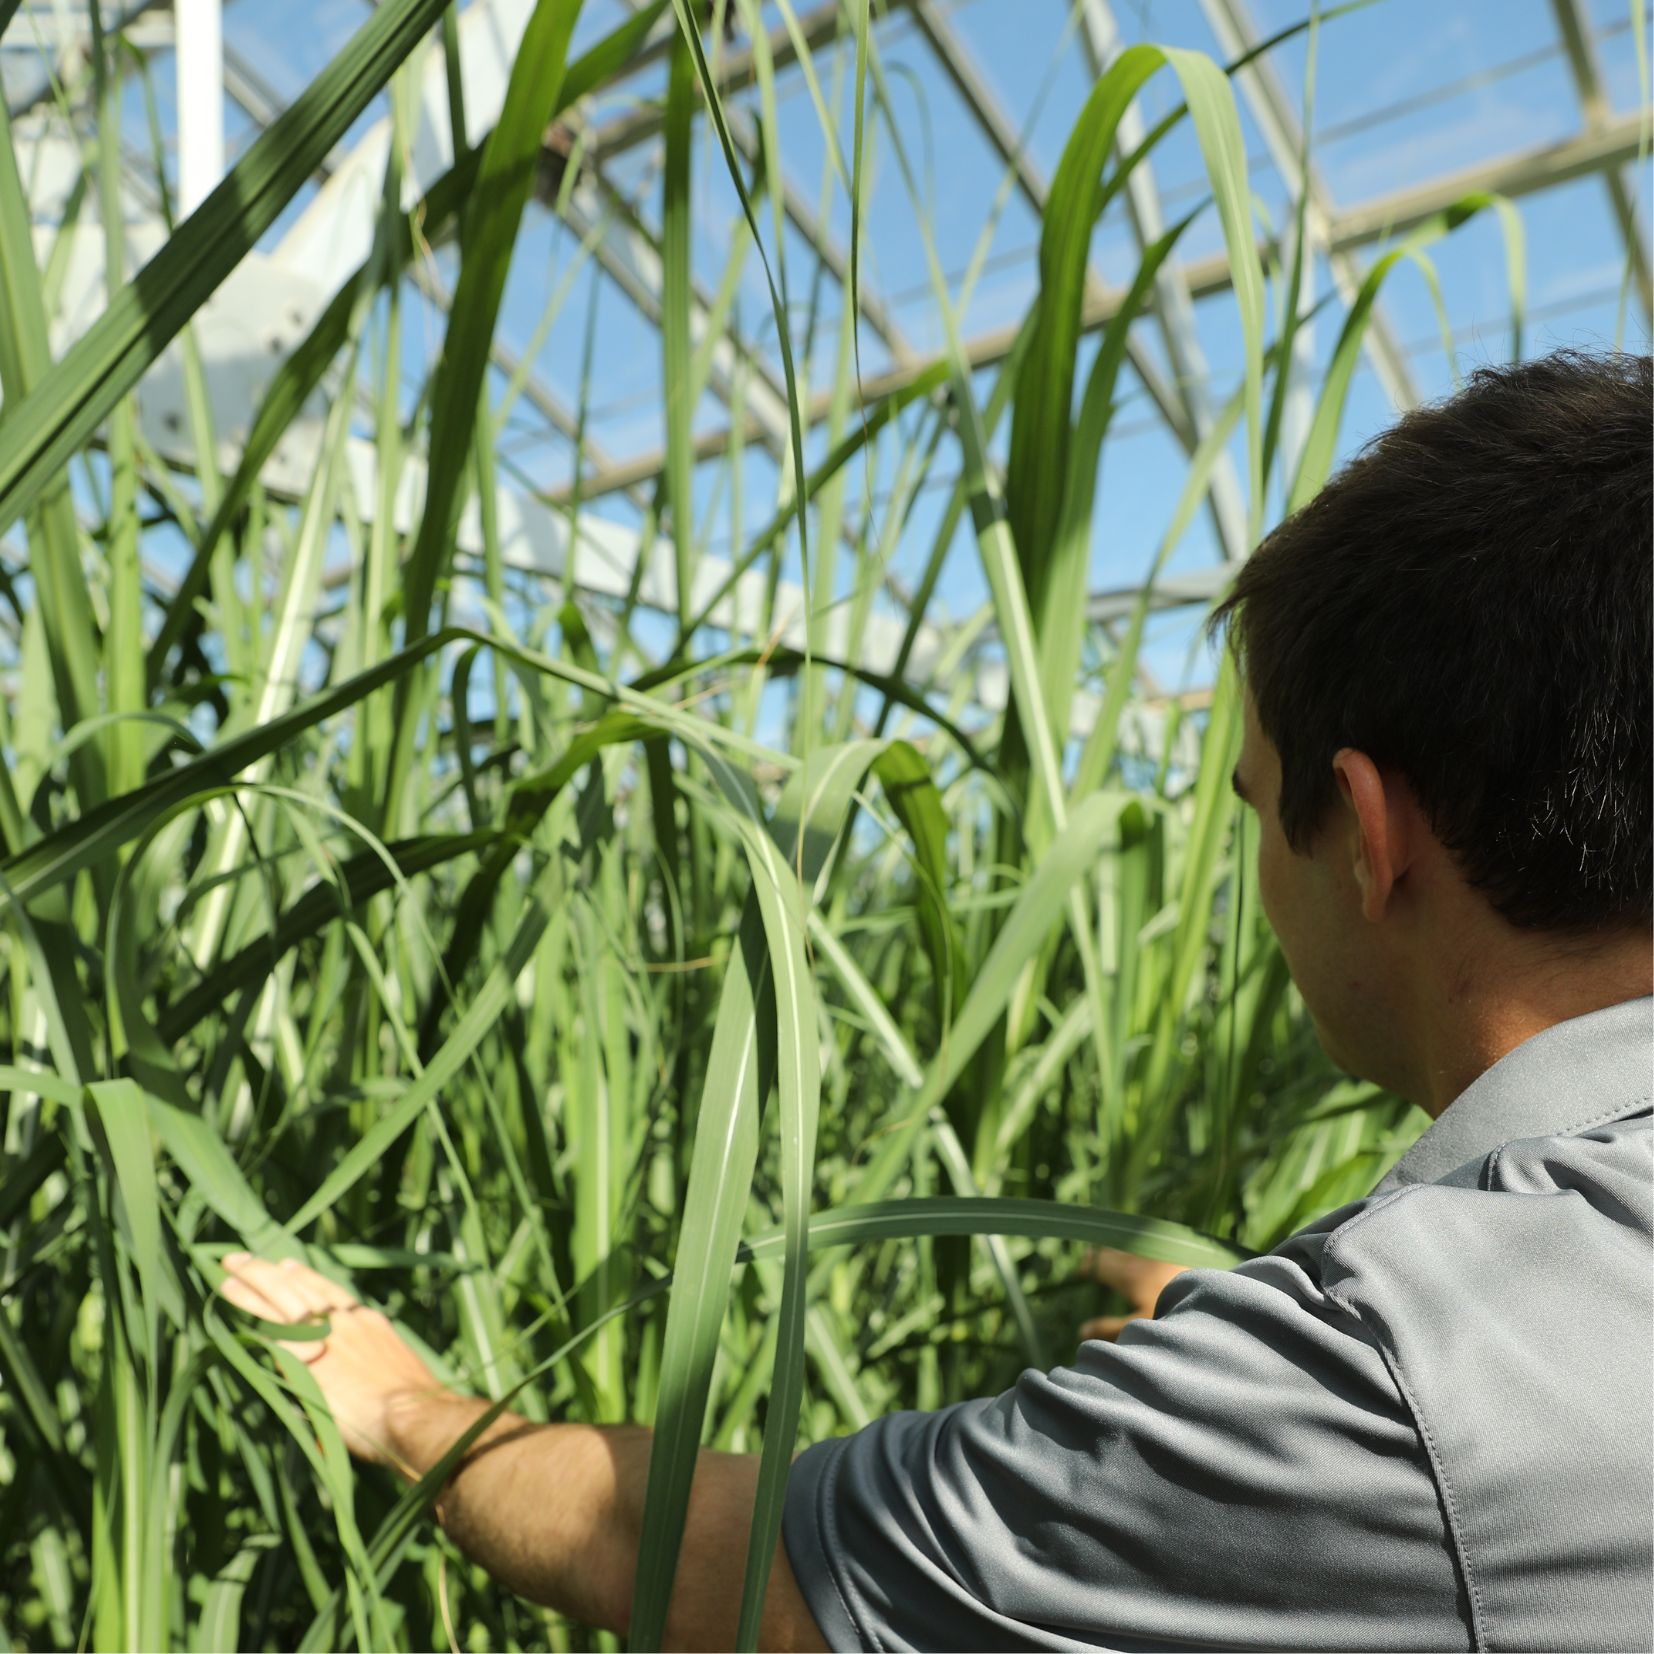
[0,0,453,539]
[663,34,696,635]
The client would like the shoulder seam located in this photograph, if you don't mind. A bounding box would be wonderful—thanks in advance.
[1318,1183,1415,1251]
[1317,1099,1651,1648]
[1547,1095,1651,1139]
[815,1434,879,1652]
[1323,1222,1486,1651]
[1483,1094,1651,1188]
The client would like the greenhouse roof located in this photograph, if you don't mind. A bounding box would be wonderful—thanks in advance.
[3,0,1649,707]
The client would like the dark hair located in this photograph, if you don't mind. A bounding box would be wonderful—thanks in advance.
[1208,348,1652,934]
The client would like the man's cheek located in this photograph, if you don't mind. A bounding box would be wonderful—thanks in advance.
[1255,838,1285,932]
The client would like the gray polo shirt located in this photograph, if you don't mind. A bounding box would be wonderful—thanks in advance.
[783,995,1653,1651]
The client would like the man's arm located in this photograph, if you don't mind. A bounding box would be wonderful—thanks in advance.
[218,1254,827,1653]
[1077,1246,1191,1342]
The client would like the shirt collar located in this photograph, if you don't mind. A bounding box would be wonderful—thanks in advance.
[1374,994,1653,1192]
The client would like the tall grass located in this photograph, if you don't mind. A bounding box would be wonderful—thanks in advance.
[0,1,1541,1648]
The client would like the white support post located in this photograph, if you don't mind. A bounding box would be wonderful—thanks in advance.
[175,0,223,216]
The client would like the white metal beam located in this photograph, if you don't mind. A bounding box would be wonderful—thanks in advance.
[265,0,801,479]
[906,0,1262,736]
[1086,567,1231,623]
[272,0,803,465]
[273,0,528,290]
[11,117,1000,741]
[174,0,223,217]
[7,113,1025,745]
[220,38,635,501]
[1328,109,1647,248]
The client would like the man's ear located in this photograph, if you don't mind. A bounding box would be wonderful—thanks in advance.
[1331,748,1409,921]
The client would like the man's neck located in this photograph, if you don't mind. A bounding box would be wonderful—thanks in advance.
[1409,929,1652,1119]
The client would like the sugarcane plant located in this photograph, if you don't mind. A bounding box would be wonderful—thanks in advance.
[0,0,1535,1647]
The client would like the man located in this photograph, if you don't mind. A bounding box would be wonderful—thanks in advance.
[222,348,1653,1650]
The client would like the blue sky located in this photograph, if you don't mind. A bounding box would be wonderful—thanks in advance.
[70,0,1654,707]
[561,0,1648,695]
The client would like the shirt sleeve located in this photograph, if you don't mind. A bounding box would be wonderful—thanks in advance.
[782,1245,1472,1652]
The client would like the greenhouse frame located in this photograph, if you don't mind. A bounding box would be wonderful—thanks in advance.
[0,1,1648,1650]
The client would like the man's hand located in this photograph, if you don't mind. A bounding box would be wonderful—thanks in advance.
[219,1253,443,1470]
[1078,1247,1192,1342]
[214,1253,828,1651]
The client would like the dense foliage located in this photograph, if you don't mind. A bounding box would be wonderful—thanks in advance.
[0,0,1550,1646]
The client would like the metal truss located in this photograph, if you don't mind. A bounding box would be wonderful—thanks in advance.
[904,0,1238,706]
[1074,0,1251,560]
[556,164,798,457]
[218,33,644,511]
[909,0,1250,558]
[6,0,1025,747]
[583,0,884,163]
[2,0,168,116]
[1546,0,1650,327]
[1199,0,1420,416]
[2,0,1648,742]
[562,102,1648,515]
[1329,110,1647,244]
[580,0,918,369]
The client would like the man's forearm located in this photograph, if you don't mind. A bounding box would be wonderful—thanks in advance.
[385,1393,635,1632]
[385,1391,825,1652]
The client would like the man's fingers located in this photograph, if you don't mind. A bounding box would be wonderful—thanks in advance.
[274,1256,361,1318]
[1080,1247,1194,1311]
[1081,1247,1167,1292]
[221,1255,312,1322]
[222,1254,332,1324]
[1080,1247,1136,1287]
[1082,1246,1169,1291]
[217,1269,331,1363]
[218,1273,278,1322]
